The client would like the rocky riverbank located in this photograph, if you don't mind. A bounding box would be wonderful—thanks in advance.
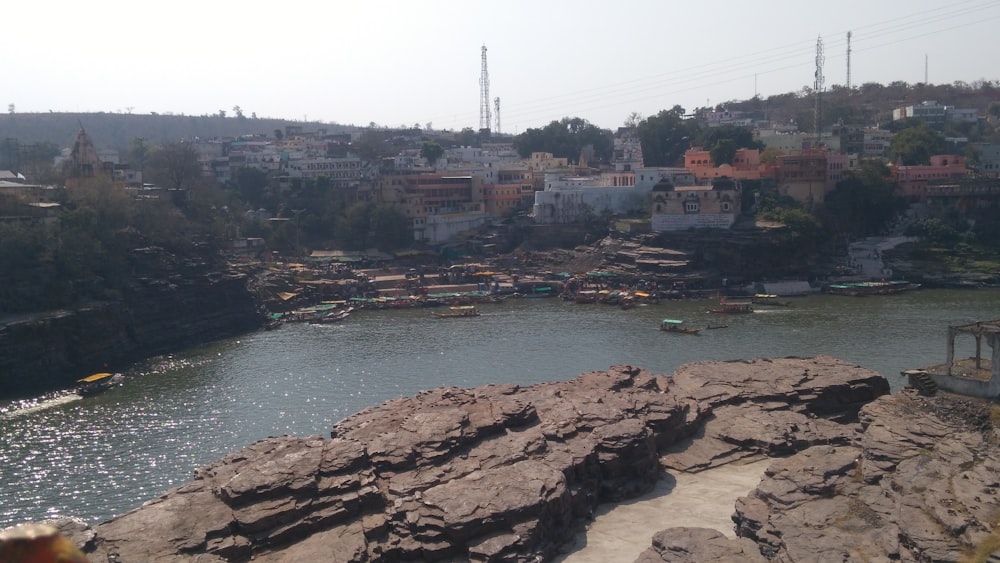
[0,249,262,397]
[40,355,960,562]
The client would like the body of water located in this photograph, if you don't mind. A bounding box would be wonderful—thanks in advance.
[1,289,998,529]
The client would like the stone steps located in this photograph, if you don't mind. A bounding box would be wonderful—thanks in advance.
[912,371,938,396]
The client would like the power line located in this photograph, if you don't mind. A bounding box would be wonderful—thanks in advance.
[427,1,999,129]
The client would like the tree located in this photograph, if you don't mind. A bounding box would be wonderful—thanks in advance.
[6,104,12,114]
[232,167,270,208]
[370,205,412,250]
[889,122,947,165]
[420,141,444,166]
[511,117,614,164]
[336,202,373,250]
[147,142,202,190]
[820,161,903,238]
[636,106,699,167]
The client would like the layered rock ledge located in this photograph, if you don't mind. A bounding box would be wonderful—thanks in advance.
[65,355,894,562]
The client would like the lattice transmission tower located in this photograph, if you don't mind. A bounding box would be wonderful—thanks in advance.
[479,45,491,133]
[846,31,852,90]
[813,35,825,141]
[494,97,501,135]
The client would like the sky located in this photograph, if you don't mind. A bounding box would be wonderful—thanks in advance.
[3,0,999,133]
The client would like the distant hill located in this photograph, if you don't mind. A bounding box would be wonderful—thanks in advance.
[1,80,997,153]
[0,112,357,151]
[718,80,1000,129]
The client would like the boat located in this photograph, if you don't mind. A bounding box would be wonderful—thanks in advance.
[659,319,702,335]
[431,305,481,318]
[707,299,754,314]
[706,324,729,329]
[308,307,353,324]
[574,290,598,304]
[75,372,123,396]
[825,280,921,296]
[752,293,791,306]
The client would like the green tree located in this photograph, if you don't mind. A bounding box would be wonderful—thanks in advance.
[371,205,412,250]
[512,117,614,164]
[636,106,700,167]
[889,122,947,165]
[420,141,444,166]
[232,167,270,208]
[336,202,372,250]
[820,160,903,238]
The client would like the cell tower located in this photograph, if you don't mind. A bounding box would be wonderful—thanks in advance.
[494,97,501,135]
[813,35,825,141]
[479,45,491,134]
[846,31,852,90]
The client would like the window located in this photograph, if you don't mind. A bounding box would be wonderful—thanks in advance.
[684,201,699,213]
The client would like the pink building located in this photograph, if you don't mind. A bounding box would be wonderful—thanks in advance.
[683,147,762,181]
[891,155,970,202]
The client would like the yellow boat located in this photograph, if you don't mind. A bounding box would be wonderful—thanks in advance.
[76,372,122,396]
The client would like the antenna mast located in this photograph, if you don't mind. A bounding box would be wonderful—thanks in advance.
[479,45,491,133]
[846,31,852,90]
[494,97,501,135]
[813,35,825,142]
[925,54,928,84]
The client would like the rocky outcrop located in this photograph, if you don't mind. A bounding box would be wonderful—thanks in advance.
[746,391,999,561]
[79,355,888,562]
[0,252,261,397]
[635,390,1000,562]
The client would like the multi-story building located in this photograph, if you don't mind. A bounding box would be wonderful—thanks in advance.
[286,156,363,189]
[374,172,487,244]
[973,143,1000,177]
[650,177,741,231]
[531,171,641,224]
[891,155,969,202]
[482,168,534,217]
[683,147,763,182]
[773,150,828,206]
[892,101,979,127]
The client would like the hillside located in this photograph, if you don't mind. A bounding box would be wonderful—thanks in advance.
[2,81,998,154]
[0,112,357,151]
[720,80,1000,129]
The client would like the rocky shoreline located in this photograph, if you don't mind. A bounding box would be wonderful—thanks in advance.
[33,354,996,562]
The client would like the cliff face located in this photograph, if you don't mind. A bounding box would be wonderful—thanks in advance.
[0,253,261,397]
[75,356,892,562]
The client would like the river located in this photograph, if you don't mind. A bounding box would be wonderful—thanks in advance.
[1,289,998,530]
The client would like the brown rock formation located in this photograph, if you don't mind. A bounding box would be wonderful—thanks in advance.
[81,356,888,562]
[700,391,1000,562]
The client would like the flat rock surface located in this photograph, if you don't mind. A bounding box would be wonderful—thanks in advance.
[76,356,889,562]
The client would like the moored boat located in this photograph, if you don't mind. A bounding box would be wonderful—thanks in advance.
[431,305,481,318]
[826,280,921,296]
[707,299,754,314]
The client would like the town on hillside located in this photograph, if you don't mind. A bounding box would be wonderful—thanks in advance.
[2,88,1000,318]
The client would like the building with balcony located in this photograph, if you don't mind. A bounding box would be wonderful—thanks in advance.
[650,177,741,231]
[374,173,487,244]
[774,150,828,207]
[891,155,970,202]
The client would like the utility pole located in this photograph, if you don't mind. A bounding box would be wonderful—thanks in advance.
[494,97,501,136]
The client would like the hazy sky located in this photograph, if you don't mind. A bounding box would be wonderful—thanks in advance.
[4,0,999,133]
